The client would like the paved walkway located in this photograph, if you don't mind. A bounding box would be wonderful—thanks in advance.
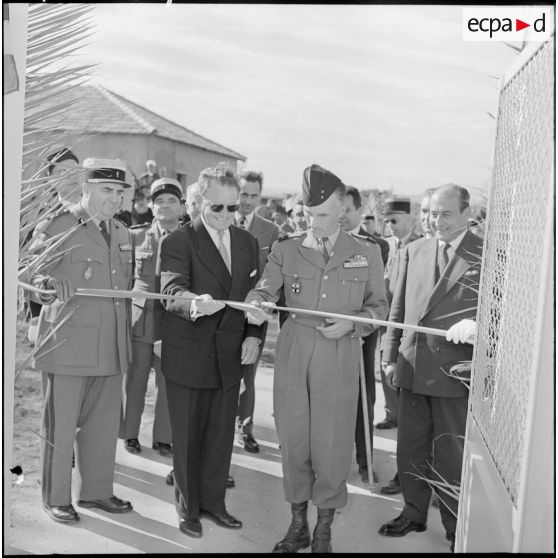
[6,367,449,554]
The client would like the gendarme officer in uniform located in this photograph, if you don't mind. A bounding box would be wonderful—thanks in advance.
[30,158,134,523]
[121,178,182,456]
[245,164,389,553]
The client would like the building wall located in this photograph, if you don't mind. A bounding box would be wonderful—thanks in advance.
[23,130,242,211]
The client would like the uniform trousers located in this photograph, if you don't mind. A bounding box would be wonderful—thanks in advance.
[41,372,122,506]
[166,379,240,518]
[397,387,468,534]
[355,330,377,467]
[236,323,267,436]
[274,319,360,510]
[122,340,172,443]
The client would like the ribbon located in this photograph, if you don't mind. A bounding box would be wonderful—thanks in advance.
[17,281,448,338]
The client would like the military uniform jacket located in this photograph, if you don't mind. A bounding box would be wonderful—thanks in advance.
[130,222,166,343]
[158,217,264,391]
[31,204,133,376]
[248,230,389,338]
[382,232,483,398]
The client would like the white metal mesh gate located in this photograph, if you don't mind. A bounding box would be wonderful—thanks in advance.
[471,38,554,507]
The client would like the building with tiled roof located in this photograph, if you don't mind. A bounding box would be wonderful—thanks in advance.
[25,83,246,202]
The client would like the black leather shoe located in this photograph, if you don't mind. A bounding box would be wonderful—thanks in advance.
[446,532,455,552]
[380,479,401,495]
[166,469,174,486]
[77,495,133,513]
[153,441,173,457]
[125,438,141,454]
[179,516,202,538]
[379,515,426,537]
[375,418,398,430]
[200,509,242,529]
[238,432,260,453]
[226,474,235,489]
[44,504,80,523]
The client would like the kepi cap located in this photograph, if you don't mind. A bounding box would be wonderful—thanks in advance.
[83,158,131,188]
[151,177,183,201]
[384,197,411,215]
[301,164,345,207]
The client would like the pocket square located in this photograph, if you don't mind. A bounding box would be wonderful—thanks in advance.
[250,269,257,277]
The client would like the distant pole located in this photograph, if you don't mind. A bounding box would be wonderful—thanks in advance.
[3,2,28,543]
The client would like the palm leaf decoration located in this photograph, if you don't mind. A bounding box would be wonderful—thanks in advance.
[17,2,96,376]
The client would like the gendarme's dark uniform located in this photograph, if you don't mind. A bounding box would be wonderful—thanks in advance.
[121,221,172,444]
[31,203,133,507]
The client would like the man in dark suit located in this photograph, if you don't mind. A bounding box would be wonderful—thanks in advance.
[339,186,389,484]
[158,163,263,538]
[234,170,280,453]
[378,184,482,552]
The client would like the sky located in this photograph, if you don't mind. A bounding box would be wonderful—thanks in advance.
[78,4,521,198]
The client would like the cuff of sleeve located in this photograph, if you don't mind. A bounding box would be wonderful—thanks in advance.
[189,298,198,321]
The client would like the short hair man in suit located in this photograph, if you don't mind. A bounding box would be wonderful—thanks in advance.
[234,170,280,453]
[379,184,482,552]
[158,163,263,538]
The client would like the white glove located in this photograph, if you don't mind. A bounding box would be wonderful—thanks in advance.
[190,294,226,318]
[446,319,476,345]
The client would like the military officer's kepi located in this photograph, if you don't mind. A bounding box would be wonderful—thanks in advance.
[301,164,345,207]
[150,177,183,201]
[384,196,411,214]
[83,158,131,188]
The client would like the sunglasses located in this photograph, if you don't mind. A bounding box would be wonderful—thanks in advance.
[205,200,240,213]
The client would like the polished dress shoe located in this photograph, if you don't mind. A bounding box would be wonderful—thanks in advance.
[238,432,260,453]
[379,478,401,495]
[152,441,173,457]
[77,495,133,513]
[226,474,235,488]
[44,503,80,523]
[179,516,202,538]
[379,515,426,537]
[124,438,141,454]
[166,469,174,486]
[200,509,242,529]
[375,418,398,430]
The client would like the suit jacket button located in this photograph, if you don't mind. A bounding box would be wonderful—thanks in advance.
[209,352,214,358]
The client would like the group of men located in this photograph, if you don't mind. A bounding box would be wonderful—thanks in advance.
[28,153,481,554]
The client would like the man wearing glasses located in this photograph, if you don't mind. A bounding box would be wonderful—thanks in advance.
[158,163,264,539]
[378,197,422,496]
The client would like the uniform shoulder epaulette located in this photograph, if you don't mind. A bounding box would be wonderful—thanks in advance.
[278,231,306,242]
[129,223,150,230]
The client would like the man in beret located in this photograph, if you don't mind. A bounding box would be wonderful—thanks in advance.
[121,178,183,458]
[30,158,134,523]
[245,164,388,553]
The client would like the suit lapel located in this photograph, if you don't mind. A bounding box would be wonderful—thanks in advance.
[297,243,325,269]
[193,217,231,293]
[421,232,479,318]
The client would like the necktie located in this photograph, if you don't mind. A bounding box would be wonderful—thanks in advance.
[318,237,330,263]
[99,220,110,246]
[218,229,231,274]
[238,216,247,229]
[438,242,450,277]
